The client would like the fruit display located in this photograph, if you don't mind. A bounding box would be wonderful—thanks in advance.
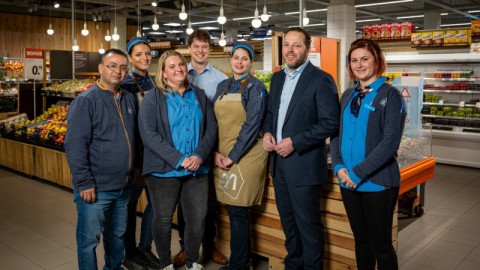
[0,104,69,149]
[4,59,24,78]
[253,71,272,91]
[42,78,95,95]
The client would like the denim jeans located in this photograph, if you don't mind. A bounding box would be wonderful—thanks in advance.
[177,170,217,251]
[227,205,250,270]
[74,187,131,270]
[340,187,399,270]
[125,184,154,254]
[146,174,208,269]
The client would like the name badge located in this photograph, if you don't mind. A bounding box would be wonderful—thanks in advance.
[364,104,376,112]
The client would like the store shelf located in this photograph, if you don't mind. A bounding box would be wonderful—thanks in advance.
[422,114,480,121]
[423,89,480,93]
[424,77,478,81]
[423,102,478,107]
[385,53,480,64]
[429,124,480,133]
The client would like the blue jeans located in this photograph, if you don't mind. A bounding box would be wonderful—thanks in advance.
[227,205,250,270]
[74,187,131,270]
[146,174,208,269]
[125,184,154,253]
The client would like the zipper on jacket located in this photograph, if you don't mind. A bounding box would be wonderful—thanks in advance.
[114,94,132,184]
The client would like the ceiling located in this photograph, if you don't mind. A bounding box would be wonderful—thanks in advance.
[1,0,479,42]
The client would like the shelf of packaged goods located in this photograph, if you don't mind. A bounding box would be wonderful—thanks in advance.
[423,89,480,93]
[423,77,478,81]
[423,102,478,107]
[428,124,480,133]
[385,53,480,64]
[422,114,480,121]
[40,90,75,99]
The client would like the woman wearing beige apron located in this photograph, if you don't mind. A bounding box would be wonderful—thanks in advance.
[213,43,268,270]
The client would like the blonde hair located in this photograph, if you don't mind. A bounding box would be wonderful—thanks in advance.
[155,50,189,94]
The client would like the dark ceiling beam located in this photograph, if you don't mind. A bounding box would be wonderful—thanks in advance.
[423,0,479,20]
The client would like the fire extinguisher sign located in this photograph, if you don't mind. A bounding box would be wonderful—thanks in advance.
[25,48,44,80]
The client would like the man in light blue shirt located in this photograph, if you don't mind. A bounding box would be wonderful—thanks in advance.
[173,29,229,268]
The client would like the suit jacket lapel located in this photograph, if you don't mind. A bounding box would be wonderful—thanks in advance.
[283,61,313,126]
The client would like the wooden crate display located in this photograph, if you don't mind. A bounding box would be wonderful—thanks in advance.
[0,138,34,175]
[34,146,72,188]
[215,174,399,270]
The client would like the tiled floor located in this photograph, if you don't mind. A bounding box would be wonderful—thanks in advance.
[0,164,479,269]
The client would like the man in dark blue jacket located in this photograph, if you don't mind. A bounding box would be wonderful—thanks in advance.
[65,48,136,270]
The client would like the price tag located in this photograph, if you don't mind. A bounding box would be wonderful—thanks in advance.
[458,101,465,107]
[438,100,444,105]
[476,102,480,108]
[24,48,44,80]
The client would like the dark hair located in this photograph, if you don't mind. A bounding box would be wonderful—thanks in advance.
[126,37,151,55]
[285,27,312,49]
[187,29,211,47]
[347,39,386,80]
[101,48,128,64]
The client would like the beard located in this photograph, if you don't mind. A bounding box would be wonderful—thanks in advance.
[285,51,308,70]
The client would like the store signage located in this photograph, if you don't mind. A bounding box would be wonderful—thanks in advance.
[307,37,321,67]
[24,48,44,80]
[252,27,267,38]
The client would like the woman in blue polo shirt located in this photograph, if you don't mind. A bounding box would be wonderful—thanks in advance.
[330,39,406,270]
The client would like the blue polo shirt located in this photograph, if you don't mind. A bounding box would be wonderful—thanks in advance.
[152,87,208,177]
[335,76,387,192]
[188,63,228,101]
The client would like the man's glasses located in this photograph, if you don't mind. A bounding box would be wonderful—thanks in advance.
[104,64,128,72]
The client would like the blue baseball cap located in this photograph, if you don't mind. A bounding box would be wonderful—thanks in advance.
[231,42,254,60]
[126,37,149,54]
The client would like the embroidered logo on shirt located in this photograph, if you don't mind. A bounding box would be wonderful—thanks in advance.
[128,107,134,114]
[380,98,387,107]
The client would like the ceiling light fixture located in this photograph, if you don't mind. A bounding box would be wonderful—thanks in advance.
[441,22,471,27]
[72,38,79,51]
[186,0,193,34]
[192,20,218,25]
[47,0,54,35]
[251,0,261,28]
[356,18,381,23]
[105,0,111,41]
[303,8,309,25]
[260,0,269,22]
[179,0,188,20]
[151,1,157,7]
[219,25,226,46]
[467,10,480,13]
[218,0,226,25]
[81,0,89,36]
[112,0,120,41]
[136,0,142,37]
[355,0,413,8]
[285,8,327,15]
[53,1,59,8]
[99,43,105,54]
[152,2,159,30]
[303,23,326,27]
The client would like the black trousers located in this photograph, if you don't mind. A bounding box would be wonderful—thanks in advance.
[340,187,399,270]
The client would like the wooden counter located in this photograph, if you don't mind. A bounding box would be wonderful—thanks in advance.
[0,137,435,269]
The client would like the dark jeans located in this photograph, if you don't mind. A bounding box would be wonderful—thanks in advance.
[274,156,324,270]
[125,184,154,254]
[146,174,208,269]
[340,187,399,270]
[177,170,217,251]
[227,205,250,270]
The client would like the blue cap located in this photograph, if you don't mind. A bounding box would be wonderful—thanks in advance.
[126,37,149,54]
[231,42,254,59]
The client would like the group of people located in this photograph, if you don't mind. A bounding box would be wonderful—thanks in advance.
[65,26,406,270]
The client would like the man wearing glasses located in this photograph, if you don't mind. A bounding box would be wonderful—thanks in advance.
[65,48,137,270]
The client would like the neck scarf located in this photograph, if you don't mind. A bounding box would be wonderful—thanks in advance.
[350,86,372,117]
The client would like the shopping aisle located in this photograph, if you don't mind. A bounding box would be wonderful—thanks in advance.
[0,164,479,270]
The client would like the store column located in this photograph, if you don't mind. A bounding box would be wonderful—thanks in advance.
[424,11,441,29]
[327,0,356,93]
[110,12,127,52]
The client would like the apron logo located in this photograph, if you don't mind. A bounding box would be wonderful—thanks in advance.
[221,172,238,190]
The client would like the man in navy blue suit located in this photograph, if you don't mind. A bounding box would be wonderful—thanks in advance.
[262,27,340,270]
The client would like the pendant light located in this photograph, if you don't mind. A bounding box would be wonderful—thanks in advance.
[99,43,105,54]
[152,3,159,30]
[251,0,261,28]
[179,0,188,20]
[104,0,111,41]
[151,1,157,7]
[217,0,226,25]
[136,0,141,37]
[303,8,309,25]
[47,0,54,35]
[260,0,269,22]
[219,25,226,47]
[111,0,119,41]
[186,0,193,34]
[72,38,80,51]
[81,0,89,36]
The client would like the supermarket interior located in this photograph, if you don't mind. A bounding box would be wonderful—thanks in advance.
[1,0,480,269]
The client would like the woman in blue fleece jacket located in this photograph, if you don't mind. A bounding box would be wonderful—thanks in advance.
[330,39,406,270]
[138,50,217,270]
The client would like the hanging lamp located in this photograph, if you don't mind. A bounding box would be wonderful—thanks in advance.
[217,0,226,25]
[179,0,188,20]
[219,25,226,47]
[81,0,89,36]
[303,8,309,25]
[104,0,112,41]
[251,0,261,28]
[260,0,269,22]
[47,0,54,35]
[111,0,119,41]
